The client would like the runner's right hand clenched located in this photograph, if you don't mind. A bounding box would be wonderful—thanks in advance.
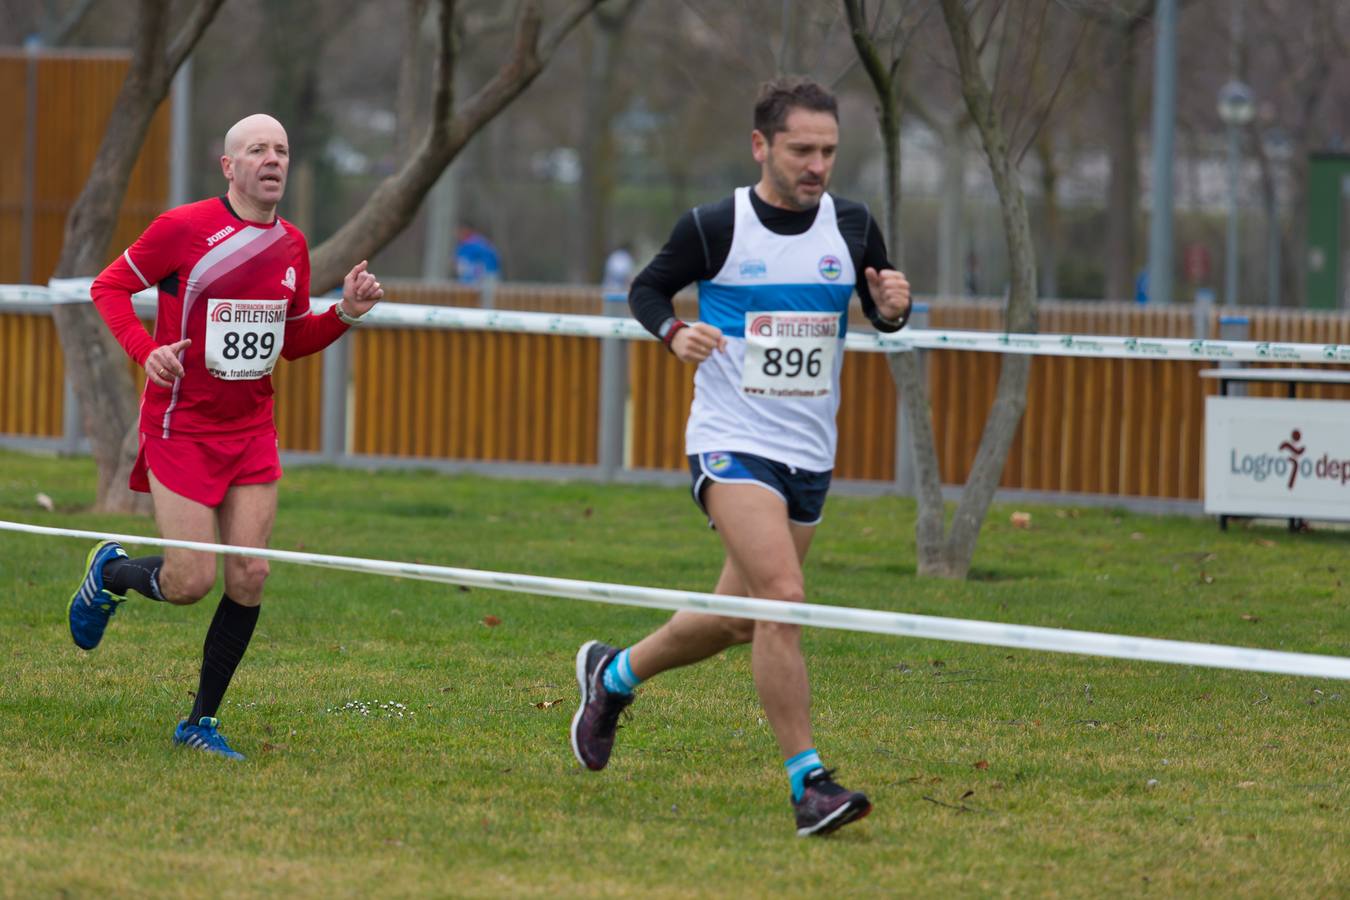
[670,323,726,364]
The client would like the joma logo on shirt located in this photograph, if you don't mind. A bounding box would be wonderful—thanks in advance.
[206,226,236,247]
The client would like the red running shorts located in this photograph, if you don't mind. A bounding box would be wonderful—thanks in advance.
[131,431,283,508]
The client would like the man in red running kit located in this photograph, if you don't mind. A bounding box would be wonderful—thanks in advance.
[67,113,384,760]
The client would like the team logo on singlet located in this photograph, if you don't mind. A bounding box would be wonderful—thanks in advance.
[282,267,297,290]
[749,315,774,337]
[739,258,768,279]
[210,302,233,322]
[707,452,733,473]
[818,255,842,281]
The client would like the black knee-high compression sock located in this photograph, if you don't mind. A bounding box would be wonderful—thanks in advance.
[188,593,260,725]
[102,555,167,601]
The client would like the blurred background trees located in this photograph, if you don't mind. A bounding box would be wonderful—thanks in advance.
[4,0,1349,302]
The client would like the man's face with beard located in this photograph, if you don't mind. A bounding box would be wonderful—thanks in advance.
[752,108,839,211]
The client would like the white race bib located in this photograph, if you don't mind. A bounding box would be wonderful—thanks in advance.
[204,298,286,380]
[741,311,839,398]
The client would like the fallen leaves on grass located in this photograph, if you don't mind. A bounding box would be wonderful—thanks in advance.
[1240,613,1261,622]
[533,698,565,709]
[482,615,502,627]
[1255,538,1277,548]
[973,760,990,770]
[1010,512,1032,529]
[35,492,53,511]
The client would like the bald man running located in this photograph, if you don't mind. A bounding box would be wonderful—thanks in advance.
[68,114,384,760]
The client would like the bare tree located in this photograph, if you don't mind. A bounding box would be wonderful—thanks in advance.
[577,0,643,283]
[49,0,226,514]
[881,0,1043,579]
[844,0,930,260]
[396,0,435,163]
[1075,2,1154,301]
[309,0,601,291]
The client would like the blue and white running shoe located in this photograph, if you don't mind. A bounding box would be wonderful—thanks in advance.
[67,540,128,650]
[173,717,245,761]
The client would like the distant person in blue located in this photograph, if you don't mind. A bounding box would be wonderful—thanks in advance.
[455,225,500,284]
[1135,269,1148,304]
[602,242,636,294]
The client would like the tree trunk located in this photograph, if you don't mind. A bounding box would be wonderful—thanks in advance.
[578,0,642,283]
[936,122,968,297]
[1036,130,1060,298]
[1102,22,1139,301]
[396,0,433,162]
[922,0,1037,580]
[49,0,225,514]
[844,1,904,257]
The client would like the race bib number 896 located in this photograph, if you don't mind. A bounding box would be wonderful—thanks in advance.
[741,311,839,398]
[205,298,286,380]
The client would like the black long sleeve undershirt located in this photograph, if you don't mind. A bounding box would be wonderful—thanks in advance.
[628,188,907,338]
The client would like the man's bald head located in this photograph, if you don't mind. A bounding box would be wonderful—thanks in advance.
[220,114,290,222]
[223,114,287,158]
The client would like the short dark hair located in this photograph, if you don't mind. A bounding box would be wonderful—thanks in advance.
[753,77,838,142]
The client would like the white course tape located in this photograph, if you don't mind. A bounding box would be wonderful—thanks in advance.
[5,519,1347,680]
[7,281,1348,363]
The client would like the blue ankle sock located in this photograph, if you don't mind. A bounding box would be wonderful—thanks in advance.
[601,648,641,696]
[785,749,824,801]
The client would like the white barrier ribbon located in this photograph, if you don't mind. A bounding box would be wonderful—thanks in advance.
[5,519,1347,680]
[4,283,1348,364]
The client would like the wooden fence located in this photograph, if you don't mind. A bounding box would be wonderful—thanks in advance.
[0,50,171,285]
[4,282,1350,501]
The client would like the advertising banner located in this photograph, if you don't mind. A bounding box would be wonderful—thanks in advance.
[1205,396,1350,520]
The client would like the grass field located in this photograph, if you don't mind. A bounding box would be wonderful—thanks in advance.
[1,447,1347,897]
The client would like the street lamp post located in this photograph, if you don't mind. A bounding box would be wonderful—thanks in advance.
[1217,80,1255,307]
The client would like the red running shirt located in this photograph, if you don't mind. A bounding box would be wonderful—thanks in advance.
[92,197,349,440]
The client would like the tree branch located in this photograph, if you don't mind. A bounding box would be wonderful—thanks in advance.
[309,0,601,291]
[166,0,229,72]
[43,0,102,45]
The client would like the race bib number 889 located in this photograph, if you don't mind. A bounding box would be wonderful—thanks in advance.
[205,298,286,380]
[741,311,839,398]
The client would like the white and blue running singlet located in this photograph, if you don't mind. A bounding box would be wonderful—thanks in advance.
[687,187,856,472]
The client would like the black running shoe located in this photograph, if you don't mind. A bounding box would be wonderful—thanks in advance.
[570,640,633,771]
[793,768,872,836]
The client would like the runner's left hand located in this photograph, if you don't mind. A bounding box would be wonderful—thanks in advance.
[340,260,384,319]
[865,267,911,323]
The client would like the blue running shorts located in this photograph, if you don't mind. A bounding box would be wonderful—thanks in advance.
[687,451,832,527]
